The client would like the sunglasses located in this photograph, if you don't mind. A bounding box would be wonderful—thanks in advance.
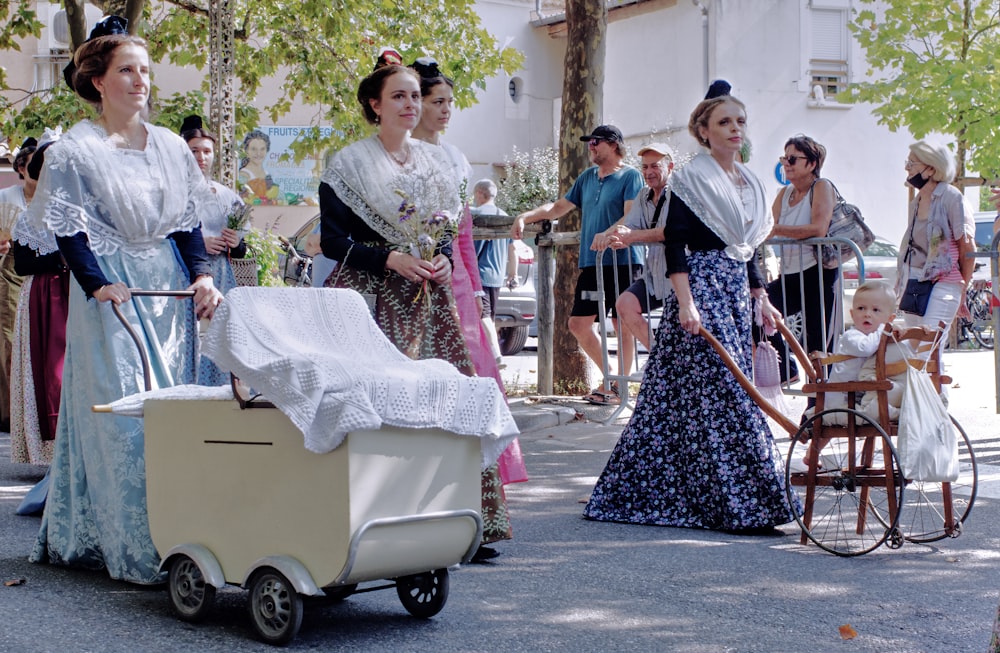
[589,138,610,146]
[779,155,805,166]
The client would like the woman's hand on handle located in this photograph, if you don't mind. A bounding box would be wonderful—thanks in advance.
[679,303,702,335]
[189,275,223,319]
[93,282,131,305]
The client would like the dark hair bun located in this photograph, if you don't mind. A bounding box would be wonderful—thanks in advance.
[705,79,732,100]
[180,115,203,134]
[411,57,441,79]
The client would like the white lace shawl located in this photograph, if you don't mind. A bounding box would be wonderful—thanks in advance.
[0,186,55,255]
[670,153,772,261]
[12,210,58,255]
[196,181,243,238]
[201,287,519,467]
[23,120,205,258]
[319,135,460,246]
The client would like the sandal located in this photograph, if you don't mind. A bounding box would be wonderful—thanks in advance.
[583,382,620,405]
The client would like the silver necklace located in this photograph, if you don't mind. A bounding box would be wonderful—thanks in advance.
[99,119,141,150]
[379,137,410,166]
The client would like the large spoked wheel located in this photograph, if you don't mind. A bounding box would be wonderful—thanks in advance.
[396,569,449,619]
[785,408,904,557]
[167,554,216,622]
[891,415,978,543]
[247,567,304,646]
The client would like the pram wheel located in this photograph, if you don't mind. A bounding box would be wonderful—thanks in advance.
[878,415,978,543]
[248,567,303,646]
[167,554,216,622]
[396,568,449,618]
[786,408,903,556]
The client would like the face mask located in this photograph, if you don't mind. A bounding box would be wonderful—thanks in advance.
[907,170,930,189]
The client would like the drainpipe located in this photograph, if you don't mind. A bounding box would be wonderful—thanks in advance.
[692,0,709,90]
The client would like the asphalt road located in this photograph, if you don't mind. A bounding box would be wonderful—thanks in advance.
[0,347,997,652]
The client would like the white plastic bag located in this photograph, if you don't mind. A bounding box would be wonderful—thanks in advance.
[896,364,959,482]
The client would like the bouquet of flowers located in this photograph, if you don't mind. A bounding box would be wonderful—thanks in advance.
[225,201,254,233]
[392,169,461,303]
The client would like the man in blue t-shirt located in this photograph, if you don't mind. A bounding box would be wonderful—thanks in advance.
[511,125,644,405]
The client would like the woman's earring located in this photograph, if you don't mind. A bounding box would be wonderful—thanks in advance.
[375,114,381,124]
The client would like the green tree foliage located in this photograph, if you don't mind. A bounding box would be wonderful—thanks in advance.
[495,147,560,217]
[844,0,1000,181]
[0,0,523,158]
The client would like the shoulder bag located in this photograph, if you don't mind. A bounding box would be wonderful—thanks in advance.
[809,179,875,269]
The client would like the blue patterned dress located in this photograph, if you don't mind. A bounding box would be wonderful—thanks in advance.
[584,251,795,529]
[585,152,796,531]
[25,121,204,583]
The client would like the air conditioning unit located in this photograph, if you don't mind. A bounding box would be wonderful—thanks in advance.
[51,9,70,48]
[43,2,103,53]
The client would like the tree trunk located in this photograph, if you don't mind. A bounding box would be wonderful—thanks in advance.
[64,0,146,51]
[553,0,607,395]
[63,0,88,51]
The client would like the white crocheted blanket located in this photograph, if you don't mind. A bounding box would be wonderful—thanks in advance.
[200,287,518,467]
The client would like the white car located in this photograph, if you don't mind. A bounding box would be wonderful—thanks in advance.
[842,237,899,324]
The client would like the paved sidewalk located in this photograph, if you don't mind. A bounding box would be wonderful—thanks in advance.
[0,349,996,652]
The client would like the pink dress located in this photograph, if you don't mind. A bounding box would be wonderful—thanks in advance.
[451,207,528,484]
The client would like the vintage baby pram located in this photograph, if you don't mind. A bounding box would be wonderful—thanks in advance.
[97,287,519,645]
[701,319,978,557]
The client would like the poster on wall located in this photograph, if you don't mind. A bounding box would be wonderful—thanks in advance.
[238,125,333,206]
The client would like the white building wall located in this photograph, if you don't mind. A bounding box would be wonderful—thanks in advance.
[5,0,916,242]
[449,0,914,242]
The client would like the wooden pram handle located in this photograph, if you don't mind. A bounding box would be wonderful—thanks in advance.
[112,290,198,392]
[698,326,800,436]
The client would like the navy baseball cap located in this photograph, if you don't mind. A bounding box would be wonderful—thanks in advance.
[580,125,624,144]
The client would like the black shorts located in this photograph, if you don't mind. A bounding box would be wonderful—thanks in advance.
[570,265,640,318]
[625,278,664,314]
[480,286,500,320]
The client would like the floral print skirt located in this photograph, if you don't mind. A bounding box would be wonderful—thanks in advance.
[330,263,512,543]
[583,250,795,530]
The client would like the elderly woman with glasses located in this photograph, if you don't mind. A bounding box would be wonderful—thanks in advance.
[897,140,975,343]
[759,134,839,381]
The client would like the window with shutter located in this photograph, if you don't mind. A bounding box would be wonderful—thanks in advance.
[809,7,849,98]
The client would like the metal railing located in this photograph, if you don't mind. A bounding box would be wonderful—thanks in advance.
[591,236,864,423]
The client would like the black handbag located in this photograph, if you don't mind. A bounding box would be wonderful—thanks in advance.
[809,179,875,269]
[898,278,935,316]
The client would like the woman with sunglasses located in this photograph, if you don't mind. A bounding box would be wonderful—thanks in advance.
[760,135,838,381]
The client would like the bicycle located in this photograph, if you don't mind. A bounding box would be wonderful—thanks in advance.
[958,280,994,350]
[278,235,312,287]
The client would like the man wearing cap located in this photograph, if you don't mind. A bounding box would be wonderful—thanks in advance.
[511,125,643,405]
[596,142,675,356]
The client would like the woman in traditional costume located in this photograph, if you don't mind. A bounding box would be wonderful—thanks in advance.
[9,137,69,468]
[319,49,512,560]
[584,87,796,535]
[410,57,527,560]
[180,115,247,385]
[25,16,222,583]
